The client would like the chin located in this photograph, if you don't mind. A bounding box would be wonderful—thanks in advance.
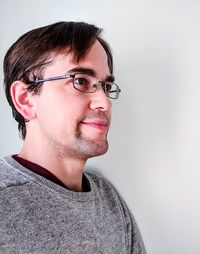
[76,139,109,159]
[89,145,109,158]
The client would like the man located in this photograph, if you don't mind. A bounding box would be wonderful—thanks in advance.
[0,21,146,253]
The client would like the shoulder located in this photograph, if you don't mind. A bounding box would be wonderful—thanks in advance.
[0,156,30,190]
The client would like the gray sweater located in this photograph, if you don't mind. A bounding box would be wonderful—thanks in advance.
[0,156,146,254]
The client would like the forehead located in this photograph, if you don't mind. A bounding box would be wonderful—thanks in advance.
[44,40,110,78]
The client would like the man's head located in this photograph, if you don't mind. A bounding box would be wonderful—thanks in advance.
[4,21,120,159]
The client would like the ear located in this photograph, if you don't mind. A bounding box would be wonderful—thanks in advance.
[10,81,37,120]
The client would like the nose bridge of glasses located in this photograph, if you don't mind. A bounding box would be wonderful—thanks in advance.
[90,77,105,93]
[95,80,108,94]
[95,79,107,89]
[94,79,117,99]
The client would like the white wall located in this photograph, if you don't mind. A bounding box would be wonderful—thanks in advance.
[1,0,200,253]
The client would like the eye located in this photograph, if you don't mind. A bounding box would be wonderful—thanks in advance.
[73,74,92,92]
[103,82,113,95]
[74,77,89,86]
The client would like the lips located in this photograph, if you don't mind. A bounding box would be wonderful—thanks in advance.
[79,120,108,132]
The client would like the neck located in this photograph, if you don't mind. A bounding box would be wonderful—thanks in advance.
[19,140,87,192]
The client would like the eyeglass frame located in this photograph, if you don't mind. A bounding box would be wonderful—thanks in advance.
[29,72,121,99]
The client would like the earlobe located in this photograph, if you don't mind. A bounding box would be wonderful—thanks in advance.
[10,81,36,120]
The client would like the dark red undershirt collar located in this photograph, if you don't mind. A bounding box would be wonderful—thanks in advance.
[12,155,90,191]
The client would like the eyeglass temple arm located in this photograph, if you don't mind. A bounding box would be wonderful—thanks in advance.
[109,89,121,93]
[33,74,71,84]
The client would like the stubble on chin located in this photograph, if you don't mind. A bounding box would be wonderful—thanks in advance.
[75,135,109,159]
[50,130,109,161]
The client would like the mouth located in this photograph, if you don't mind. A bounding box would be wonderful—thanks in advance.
[79,120,108,132]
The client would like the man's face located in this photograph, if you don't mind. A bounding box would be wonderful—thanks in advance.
[30,40,112,160]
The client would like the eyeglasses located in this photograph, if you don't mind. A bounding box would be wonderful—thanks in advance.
[31,72,121,99]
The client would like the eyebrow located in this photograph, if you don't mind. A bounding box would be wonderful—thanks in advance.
[68,67,115,82]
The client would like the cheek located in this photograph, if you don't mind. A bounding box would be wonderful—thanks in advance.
[34,90,89,130]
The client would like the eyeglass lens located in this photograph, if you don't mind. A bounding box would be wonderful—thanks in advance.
[73,73,119,99]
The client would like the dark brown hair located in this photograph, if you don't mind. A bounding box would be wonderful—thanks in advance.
[3,21,113,139]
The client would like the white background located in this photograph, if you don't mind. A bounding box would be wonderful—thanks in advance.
[1,0,200,253]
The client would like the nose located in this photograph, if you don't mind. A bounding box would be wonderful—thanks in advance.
[89,87,112,112]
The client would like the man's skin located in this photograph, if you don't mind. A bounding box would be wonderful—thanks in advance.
[10,40,112,192]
